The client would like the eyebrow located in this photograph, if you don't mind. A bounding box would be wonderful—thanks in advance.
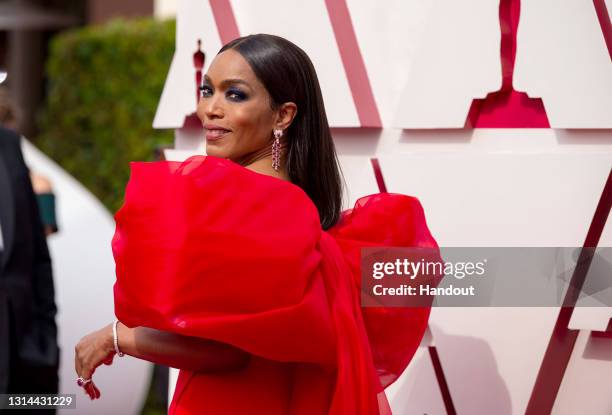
[203,75,251,89]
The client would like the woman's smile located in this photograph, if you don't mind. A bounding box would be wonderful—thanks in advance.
[204,124,231,141]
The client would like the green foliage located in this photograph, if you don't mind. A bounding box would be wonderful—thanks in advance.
[37,18,176,213]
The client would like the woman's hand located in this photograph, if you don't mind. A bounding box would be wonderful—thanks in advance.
[74,324,116,400]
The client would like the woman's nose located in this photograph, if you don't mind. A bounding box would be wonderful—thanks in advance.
[198,95,224,120]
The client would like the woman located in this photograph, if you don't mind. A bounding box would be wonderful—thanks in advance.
[75,34,440,414]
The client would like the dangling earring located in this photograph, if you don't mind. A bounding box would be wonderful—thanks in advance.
[272,129,283,171]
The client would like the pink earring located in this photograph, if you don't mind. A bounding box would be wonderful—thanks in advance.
[272,129,282,171]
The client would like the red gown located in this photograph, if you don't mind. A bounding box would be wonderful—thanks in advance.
[112,156,440,414]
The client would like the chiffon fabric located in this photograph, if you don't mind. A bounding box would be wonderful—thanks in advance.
[112,156,440,414]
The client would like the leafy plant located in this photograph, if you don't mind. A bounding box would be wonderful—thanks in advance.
[37,17,176,213]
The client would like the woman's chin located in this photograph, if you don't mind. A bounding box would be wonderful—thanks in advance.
[205,143,228,159]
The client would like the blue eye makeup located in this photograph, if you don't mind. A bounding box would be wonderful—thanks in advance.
[199,84,213,97]
[199,84,248,102]
[226,87,248,101]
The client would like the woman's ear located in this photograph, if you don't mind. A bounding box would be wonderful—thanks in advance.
[275,102,297,131]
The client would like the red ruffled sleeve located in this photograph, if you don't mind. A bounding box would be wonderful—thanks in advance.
[112,156,440,414]
[113,156,335,364]
[328,194,441,389]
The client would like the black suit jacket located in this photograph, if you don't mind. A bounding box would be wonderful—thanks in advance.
[0,127,58,393]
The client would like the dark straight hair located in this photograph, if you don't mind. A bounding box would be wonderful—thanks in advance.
[219,34,344,230]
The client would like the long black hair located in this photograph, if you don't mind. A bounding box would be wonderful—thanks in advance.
[219,34,343,230]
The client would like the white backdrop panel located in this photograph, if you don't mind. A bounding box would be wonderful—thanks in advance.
[346,0,434,126]
[153,0,222,128]
[385,347,447,415]
[551,330,612,415]
[231,0,359,127]
[393,0,501,128]
[514,0,612,128]
[377,145,611,414]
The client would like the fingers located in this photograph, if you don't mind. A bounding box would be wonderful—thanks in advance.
[82,380,101,400]
[75,329,115,400]
[75,342,103,380]
[78,364,96,400]
[82,382,92,399]
[103,353,115,366]
[83,381,94,400]
[92,382,101,399]
[75,343,104,400]
[81,365,95,381]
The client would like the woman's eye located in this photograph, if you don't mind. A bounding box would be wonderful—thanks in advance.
[226,88,247,101]
[199,85,213,97]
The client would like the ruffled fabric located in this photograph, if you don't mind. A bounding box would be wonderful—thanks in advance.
[112,156,440,414]
[328,194,440,389]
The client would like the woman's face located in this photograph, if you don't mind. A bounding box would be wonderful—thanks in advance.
[197,49,278,160]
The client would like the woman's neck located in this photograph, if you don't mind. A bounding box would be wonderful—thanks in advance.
[235,144,289,181]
